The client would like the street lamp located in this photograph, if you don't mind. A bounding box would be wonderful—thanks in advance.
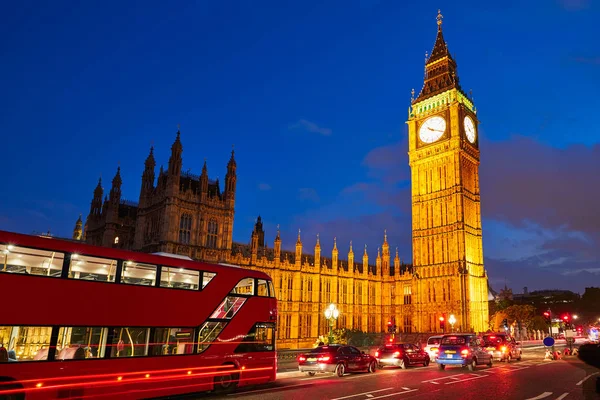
[324,303,339,344]
[573,315,578,320]
[448,314,456,332]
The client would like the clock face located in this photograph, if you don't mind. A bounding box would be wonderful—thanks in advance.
[464,116,476,143]
[418,116,446,143]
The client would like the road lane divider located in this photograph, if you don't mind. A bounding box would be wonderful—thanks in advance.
[525,392,552,400]
[575,371,599,386]
[329,387,394,400]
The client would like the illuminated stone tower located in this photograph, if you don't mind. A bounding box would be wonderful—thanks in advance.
[407,10,488,333]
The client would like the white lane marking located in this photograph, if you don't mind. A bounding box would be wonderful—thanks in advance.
[555,393,569,400]
[366,395,374,398]
[401,387,410,390]
[329,387,394,400]
[576,371,599,386]
[421,373,465,383]
[444,374,486,385]
[365,389,418,400]
[429,381,440,385]
[525,392,553,400]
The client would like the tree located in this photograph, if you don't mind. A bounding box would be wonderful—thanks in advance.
[503,304,536,328]
[529,316,548,332]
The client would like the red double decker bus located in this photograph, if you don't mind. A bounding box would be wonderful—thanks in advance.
[0,230,277,399]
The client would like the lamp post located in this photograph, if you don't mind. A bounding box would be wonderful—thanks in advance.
[448,314,456,333]
[324,303,339,345]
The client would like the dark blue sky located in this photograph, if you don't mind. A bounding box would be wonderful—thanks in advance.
[1,0,598,293]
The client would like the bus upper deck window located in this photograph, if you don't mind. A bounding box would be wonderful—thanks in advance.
[1,244,64,277]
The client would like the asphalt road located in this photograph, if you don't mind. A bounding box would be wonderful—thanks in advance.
[194,349,599,400]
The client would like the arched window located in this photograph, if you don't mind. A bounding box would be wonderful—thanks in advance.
[179,214,192,244]
[206,219,218,249]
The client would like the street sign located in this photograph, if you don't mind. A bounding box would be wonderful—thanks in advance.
[543,336,555,347]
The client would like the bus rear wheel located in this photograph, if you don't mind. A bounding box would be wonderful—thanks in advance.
[0,379,24,400]
[213,365,239,392]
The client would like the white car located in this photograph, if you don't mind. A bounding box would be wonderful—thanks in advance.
[424,335,443,361]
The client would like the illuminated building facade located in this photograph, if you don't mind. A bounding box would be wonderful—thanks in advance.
[71,11,490,348]
[406,10,489,333]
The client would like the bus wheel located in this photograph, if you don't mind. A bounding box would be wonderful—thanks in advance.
[213,365,239,392]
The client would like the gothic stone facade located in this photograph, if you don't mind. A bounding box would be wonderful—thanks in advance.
[231,220,415,349]
[83,130,236,262]
[406,11,489,333]
[76,12,490,349]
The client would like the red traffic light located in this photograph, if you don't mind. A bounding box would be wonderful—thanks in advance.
[543,312,550,317]
[439,316,445,322]
[387,321,392,325]
[563,315,569,321]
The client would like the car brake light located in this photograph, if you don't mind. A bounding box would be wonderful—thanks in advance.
[393,351,401,357]
[374,351,379,357]
[298,356,306,361]
[461,349,469,356]
[501,346,507,352]
[318,356,330,362]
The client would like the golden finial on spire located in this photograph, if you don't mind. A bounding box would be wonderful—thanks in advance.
[437,9,443,27]
[411,88,415,102]
[384,229,387,241]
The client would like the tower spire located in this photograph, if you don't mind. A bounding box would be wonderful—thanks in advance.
[413,9,464,104]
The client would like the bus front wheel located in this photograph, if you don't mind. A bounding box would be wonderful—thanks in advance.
[213,365,239,393]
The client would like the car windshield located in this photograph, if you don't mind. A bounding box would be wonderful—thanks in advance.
[483,335,506,346]
[380,345,401,353]
[441,336,467,345]
[310,346,339,354]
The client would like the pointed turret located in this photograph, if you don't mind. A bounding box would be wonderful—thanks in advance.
[295,229,302,267]
[376,247,382,275]
[168,128,183,177]
[314,233,321,269]
[141,146,156,192]
[225,147,237,202]
[382,229,390,276]
[414,9,464,104]
[348,241,355,271]
[89,177,103,217]
[331,237,338,269]
[362,244,369,274]
[72,214,83,240]
[253,215,265,247]
[109,167,122,204]
[274,224,281,266]
[394,247,401,274]
[200,159,209,196]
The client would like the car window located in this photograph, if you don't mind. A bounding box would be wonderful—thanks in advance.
[483,335,506,346]
[349,347,361,355]
[441,336,467,345]
[427,338,441,345]
[402,344,414,350]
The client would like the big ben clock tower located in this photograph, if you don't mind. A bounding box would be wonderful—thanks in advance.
[407,10,488,333]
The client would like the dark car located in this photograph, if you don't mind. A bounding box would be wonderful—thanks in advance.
[298,344,377,377]
[375,343,430,369]
[482,333,522,362]
[436,334,493,371]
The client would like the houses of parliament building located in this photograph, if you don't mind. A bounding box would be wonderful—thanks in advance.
[74,11,490,349]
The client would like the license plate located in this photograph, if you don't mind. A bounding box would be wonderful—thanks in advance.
[445,350,456,354]
[486,347,495,351]
[307,358,317,362]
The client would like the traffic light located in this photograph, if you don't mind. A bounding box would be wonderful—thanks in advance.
[387,320,396,333]
[439,316,446,332]
[563,315,570,329]
[543,311,551,324]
